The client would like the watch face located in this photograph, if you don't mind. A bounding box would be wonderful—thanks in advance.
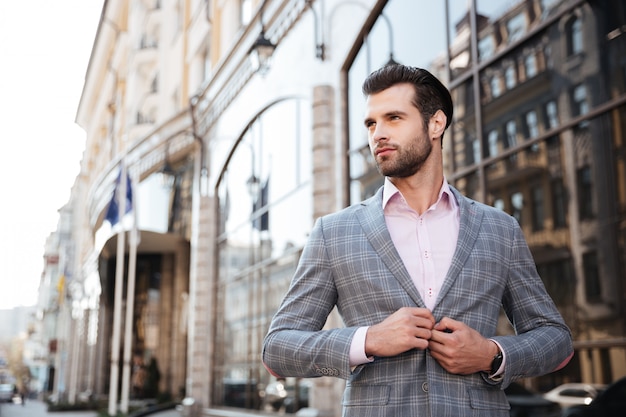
[491,352,503,375]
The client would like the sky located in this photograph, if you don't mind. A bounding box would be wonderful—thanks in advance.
[0,1,104,310]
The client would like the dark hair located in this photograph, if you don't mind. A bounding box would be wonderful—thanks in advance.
[362,65,453,142]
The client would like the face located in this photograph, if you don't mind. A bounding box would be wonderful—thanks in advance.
[364,83,432,178]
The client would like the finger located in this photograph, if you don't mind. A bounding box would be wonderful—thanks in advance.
[434,316,460,332]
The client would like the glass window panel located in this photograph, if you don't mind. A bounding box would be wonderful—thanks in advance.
[583,251,602,303]
[348,0,452,204]
[507,13,526,44]
[577,165,594,219]
[448,0,473,76]
[573,84,589,116]
[525,53,537,78]
[215,97,313,409]
[544,100,558,129]
[551,177,567,228]
[505,65,516,89]
[487,129,499,157]
[511,190,524,224]
[567,16,583,56]
[525,110,539,138]
[506,120,517,148]
[491,74,501,98]
[478,34,495,61]
[531,182,545,231]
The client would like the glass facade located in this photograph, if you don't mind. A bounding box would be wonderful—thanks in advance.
[211,0,626,411]
[214,97,313,410]
[347,0,626,388]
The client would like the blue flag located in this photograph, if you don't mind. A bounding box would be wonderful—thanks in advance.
[105,167,133,226]
[252,177,269,231]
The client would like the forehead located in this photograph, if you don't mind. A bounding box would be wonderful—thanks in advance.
[365,83,415,113]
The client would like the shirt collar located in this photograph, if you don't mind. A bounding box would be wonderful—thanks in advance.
[382,177,457,212]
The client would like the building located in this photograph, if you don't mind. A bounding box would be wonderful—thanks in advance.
[42,0,625,416]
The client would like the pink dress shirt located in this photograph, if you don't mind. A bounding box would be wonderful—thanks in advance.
[349,179,507,377]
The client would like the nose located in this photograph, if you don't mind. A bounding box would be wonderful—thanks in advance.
[369,122,388,144]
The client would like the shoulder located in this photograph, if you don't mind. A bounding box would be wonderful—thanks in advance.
[317,188,383,224]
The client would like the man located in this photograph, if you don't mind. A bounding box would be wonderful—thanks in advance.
[262,64,572,416]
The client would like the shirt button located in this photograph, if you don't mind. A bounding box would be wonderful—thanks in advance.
[422,382,429,392]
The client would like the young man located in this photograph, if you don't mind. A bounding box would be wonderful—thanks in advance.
[262,64,572,416]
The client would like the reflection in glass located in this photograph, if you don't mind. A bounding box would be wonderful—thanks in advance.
[214,98,313,410]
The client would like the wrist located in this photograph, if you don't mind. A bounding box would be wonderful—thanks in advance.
[488,341,503,375]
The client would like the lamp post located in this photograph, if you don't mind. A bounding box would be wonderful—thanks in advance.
[248,1,276,74]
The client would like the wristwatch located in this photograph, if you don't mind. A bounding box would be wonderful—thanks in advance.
[490,348,504,375]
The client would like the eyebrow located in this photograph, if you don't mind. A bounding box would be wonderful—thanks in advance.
[364,110,408,125]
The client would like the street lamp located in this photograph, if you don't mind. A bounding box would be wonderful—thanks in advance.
[248,0,276,74]
[159,145,177,189]
[249,31,276,74]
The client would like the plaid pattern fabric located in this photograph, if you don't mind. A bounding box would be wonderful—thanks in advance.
[263,186,572,416]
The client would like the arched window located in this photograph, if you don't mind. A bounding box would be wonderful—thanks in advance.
[566,16,583,56]
[213,97,313,409]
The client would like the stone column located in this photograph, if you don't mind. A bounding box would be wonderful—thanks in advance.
[309,85,344,417]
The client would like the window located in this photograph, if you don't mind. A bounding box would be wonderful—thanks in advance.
[240,0,252,26]
[541,0,561,18]
[531,183,545,231]
[487,129,499,157]
[566,16,583,56]
[578,165,593,219]
[544,100,559,130]
[511,191,523,224]
[536,259,574,305]
[583,251,601,303]
[507,13,526,44]
[505,65,516,90]
[551,178,567,228]
[491,74,502,98]
[525,53,537,78]
[525,110,539,139]
[572,84,589,129]
[472,138,481,164]
[493,198,504,211]
[506,120,517,148]
[203,48,212,82]
[478,34,495,61]
[215,98,313,409]
[572,84,589,117]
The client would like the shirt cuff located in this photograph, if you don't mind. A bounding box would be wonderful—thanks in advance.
[349,326,374,367]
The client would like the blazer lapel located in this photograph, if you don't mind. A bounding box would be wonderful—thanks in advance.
[434,187,483,310]
[356,189,425,307]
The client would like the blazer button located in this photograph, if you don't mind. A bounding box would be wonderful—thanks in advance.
[421,382,429,392]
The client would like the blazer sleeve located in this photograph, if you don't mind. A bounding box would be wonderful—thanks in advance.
[491,214,573,387]
[262,216,358,380]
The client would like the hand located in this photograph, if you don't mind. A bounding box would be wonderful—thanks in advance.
[428,317,498,375]
[365,307,435,357]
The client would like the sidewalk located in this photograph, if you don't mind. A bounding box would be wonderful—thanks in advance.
[0,399,97,417]
[0,399,180,417]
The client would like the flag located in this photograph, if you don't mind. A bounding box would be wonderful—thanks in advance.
[105,166,133,226]
[252,177,269,231]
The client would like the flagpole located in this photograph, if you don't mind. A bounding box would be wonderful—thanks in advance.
[108,163,127,416]
[120,172,138,414]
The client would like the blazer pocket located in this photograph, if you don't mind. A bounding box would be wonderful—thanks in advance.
[343,384,390,406]
[467,387,510,410]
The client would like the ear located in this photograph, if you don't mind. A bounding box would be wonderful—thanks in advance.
[429,109,447,140]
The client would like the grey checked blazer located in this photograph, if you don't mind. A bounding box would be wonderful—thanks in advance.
[263,185,572,417]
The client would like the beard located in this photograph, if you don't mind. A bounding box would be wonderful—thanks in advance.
[375,133,432,178]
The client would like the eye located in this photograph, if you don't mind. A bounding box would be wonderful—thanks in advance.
[364,120,376,129]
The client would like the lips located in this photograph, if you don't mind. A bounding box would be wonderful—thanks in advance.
[375,146,395,157]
